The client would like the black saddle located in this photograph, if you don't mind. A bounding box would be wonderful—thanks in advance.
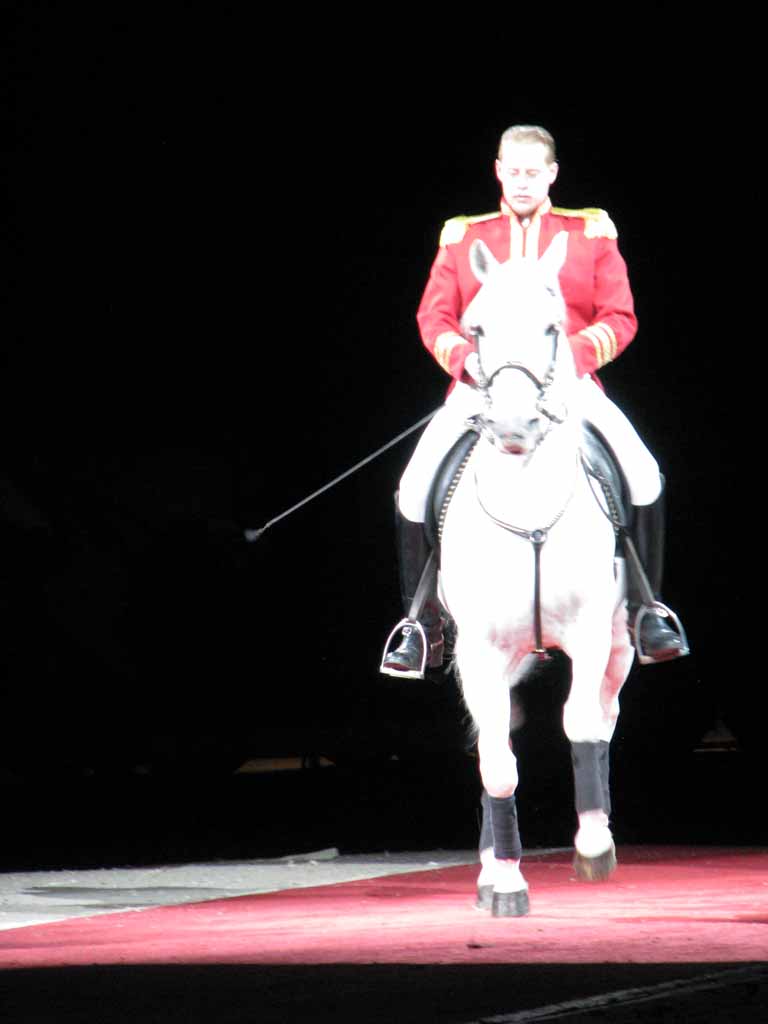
[424,423,630,554]
[425,429,479,550]
[580,422,631,549]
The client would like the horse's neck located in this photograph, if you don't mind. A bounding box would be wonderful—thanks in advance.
[473,418,581,530]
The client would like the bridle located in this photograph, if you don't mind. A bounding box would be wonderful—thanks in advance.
[467,323,568,449]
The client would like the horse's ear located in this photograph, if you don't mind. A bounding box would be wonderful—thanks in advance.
[469,239,498,282]
[538,231,568,281]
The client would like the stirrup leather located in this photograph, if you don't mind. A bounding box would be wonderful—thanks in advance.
[634,600,690,665]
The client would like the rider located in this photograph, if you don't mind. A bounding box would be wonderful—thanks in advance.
[381,124,689,678]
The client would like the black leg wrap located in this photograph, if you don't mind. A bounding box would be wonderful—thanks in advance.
[571,740,611,815]
[478,789,493,852]
[488,793,523,860]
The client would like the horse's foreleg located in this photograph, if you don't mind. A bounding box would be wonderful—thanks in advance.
[458,648,530,916]
[570,740,616,880]
[563,626,620,880]
[598,595,634,735]
[570,600,634,880]
[475,721,524,904]
[475,788,528,915]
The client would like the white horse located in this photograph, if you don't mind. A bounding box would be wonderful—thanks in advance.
[438,233,635,917]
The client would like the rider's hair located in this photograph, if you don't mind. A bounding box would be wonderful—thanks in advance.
[498,125,557,164]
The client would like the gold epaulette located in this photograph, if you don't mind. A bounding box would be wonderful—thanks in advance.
[439,211,500,247]
[550,206,618,240]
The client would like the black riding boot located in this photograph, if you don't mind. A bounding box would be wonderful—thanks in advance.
[380,502,445,679]
[626,485,689,665]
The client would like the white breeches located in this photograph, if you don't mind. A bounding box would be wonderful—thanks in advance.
[398,379,661,523]
[578,379,661,506]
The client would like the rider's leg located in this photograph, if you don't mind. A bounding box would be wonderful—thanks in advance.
[627,481,689,662]
[380,499,446,676]
[381,383,481,678]
[578,379,689,664]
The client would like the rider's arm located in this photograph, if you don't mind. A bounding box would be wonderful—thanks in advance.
[566,230,638,379]
[416,243,476,383]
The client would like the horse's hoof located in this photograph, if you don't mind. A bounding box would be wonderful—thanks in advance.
[491,889,530,917]
[475,884,493,910]
[573,842,617,882]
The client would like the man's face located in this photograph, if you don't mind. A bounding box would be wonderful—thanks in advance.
[495,141,559,218]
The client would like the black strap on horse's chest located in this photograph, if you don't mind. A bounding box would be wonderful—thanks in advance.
[474,483,576,660]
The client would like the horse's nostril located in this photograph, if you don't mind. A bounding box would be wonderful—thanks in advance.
[497,430,527,455]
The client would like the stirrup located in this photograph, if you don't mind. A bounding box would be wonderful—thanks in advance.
[380,618,429,679]
[634,601,690,665]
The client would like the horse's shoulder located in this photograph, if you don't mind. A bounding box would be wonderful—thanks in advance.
[549,207,618,241]
[439,211,501,247]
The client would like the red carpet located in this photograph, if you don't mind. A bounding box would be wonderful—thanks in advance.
[1,846,766,969]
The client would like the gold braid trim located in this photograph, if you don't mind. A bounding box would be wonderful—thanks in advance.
[439,212,500,247]
[579,323,618,368]
[550,207,618,240]
[434,332,464,374]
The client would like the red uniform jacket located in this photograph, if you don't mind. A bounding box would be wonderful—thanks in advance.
[416,198,637,391]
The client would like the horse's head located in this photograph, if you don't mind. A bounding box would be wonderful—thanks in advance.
[461,233,575,458]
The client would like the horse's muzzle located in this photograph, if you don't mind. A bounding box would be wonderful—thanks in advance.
[496,433,528,455]
[477,415,542,456]
[491,419,542,456]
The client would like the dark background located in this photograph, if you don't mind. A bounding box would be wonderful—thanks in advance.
[0,7,758,861]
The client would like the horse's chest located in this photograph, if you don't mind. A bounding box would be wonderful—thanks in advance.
[477,530,590,608]
[440,479,613,630]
